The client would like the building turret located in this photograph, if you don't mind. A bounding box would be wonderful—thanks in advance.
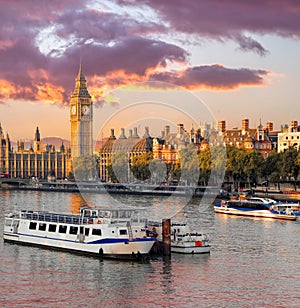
[34,126,42,152]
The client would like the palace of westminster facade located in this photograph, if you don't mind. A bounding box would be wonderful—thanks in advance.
[1,65,300,180]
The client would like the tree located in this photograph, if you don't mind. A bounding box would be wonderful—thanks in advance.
[261,151,281,189]
[198,148,211,186]
[130,152,153,182]
[111,151,129,183]
[225,146,246,190]
[149,158,167,184]
[243,151,264,188]
[280,147,299,190]
[179,144,199,186]
[72,155,98,181]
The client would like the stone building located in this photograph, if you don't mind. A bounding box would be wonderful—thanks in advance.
[99,127,153,181]
[278,120,300,152]
[0,124,71,179]
[217,119,273,157]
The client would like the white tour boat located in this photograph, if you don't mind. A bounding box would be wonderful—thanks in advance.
[3,207,156,260]
[148,222,211,254]
[214,197,297,221]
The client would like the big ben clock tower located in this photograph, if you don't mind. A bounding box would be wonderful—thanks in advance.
[70,62,93,158]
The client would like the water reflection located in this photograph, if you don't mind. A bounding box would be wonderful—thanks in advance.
[1,191,300,307]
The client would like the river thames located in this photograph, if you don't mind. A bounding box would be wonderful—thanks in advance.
[0,189,300,307]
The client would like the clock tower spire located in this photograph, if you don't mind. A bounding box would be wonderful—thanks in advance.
[70,61,93,158]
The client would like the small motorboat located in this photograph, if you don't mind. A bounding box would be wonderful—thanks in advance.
[147,222,211,254]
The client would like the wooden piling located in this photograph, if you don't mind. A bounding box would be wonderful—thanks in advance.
[162,219,171,256]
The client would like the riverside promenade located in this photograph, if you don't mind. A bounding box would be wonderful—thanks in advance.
[1,178,300,202]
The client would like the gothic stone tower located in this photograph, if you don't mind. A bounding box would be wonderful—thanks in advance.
[70,62,93,158]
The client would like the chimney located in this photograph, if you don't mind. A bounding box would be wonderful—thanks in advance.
[119,128,127,139]
[177,123,184,135]
[143,126,150,138]
[128,129,133,138]
[218,120,226,133]
[164,125,170,136]
[242,119,249,132]
[266,122,273,132]
[109,128,116,140]
[132,127,139,138]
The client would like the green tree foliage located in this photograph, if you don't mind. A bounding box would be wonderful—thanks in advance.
[130,152,153,181]
[243,151,264,187]
[198,148,211,185]
[149,158,167,184]
[72,155,98,181]
[111,151,128,183]
[280,147,299,190]
[225,146,246,190]
[179,144,199,185]
[261,151,281,189]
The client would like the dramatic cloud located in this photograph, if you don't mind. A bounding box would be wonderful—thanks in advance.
[149,65,269,90]
[119,0,300,55]
[0,0,297,107]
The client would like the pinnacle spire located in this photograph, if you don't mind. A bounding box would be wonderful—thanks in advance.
[76,57,86,82]
[72,59,91,98]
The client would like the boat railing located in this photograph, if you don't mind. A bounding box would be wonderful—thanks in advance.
[18,211,92,225]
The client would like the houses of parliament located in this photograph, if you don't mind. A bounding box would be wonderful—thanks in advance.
[0,63,93,180]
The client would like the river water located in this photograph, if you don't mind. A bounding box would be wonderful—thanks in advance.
[0,190,300,307]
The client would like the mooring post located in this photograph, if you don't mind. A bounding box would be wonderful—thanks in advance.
[162,218,171,256]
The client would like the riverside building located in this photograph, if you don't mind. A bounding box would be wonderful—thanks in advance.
[277,120,300,152]
[0,125,71,179]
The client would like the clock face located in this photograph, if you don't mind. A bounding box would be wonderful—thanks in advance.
[82,105,90,115]
[71,105,76,115]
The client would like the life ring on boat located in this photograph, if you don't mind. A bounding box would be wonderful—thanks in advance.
[97,219,102,224]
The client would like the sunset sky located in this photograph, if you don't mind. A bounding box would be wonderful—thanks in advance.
[0,0,300,142]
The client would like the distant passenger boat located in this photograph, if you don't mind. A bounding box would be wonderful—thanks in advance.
[3,207,156,260]
[214,197,297,221]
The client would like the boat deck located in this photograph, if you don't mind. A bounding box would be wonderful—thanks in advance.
[15,210,94,225]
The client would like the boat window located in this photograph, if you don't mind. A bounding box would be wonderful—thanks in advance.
[69,226,78,235]
[85,228,90,236]
[5,219,12,227]
[48,224,56,232]
[92,229,102,236]
[39,223,47,231]
[119,229,127,235]
[29,222,37,230]
[59,225,67,234]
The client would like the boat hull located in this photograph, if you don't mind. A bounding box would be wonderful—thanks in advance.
[3,231,155,259]
[171,243,210,254]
